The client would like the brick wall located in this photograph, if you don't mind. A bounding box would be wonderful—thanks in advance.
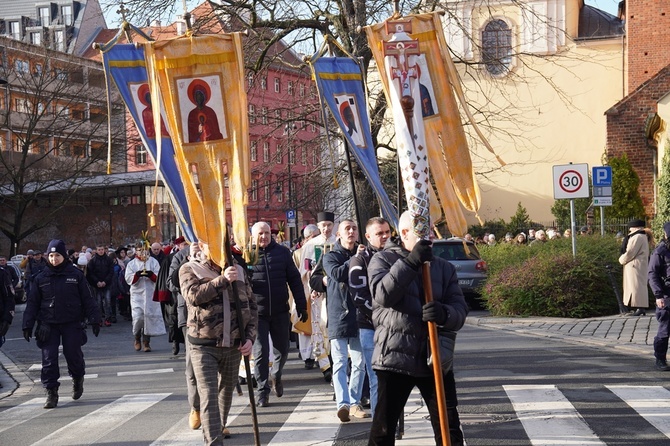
[0,203,170,256]
[626,1,670,92]
[606,66,670,217]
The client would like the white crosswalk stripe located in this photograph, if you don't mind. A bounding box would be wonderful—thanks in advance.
[31,393,171,446]
[151,392,249,445]
[504,384,606,445]
[3,385,670,444]
[607,385,670,439]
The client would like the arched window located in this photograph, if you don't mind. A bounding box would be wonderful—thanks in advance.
[482,19,512,76]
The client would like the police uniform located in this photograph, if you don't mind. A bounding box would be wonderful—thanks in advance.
[22,239,101,408]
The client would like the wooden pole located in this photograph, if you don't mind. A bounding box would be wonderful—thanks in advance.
[422,262,450,446]
[224,236,261,446]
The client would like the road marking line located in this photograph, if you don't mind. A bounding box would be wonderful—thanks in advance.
[150,393,249,445]
[607,385,670,439]
[31,393,171,446]
[504,384,605,445]
[0,397,72,434]
[28,364,41,371]
[268,389,340,445]
[117,368,174,376]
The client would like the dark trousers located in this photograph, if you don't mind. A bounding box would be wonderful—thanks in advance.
[162,299,184,344]
[253,312,290,396]
[38,321,86,390]
[654,307,670,360]
[369,369,459,446]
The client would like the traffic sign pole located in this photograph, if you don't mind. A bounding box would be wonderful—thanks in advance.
[570,199,577,258]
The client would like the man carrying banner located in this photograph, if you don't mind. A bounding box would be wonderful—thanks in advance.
[367,211,467,445]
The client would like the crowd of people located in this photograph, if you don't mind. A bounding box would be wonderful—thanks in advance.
[464,225,594,246]
[3,211,472,445]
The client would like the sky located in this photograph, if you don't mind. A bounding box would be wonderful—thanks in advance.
[586,0,620,16]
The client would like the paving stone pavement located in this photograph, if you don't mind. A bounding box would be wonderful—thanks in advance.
[465,310,657,357]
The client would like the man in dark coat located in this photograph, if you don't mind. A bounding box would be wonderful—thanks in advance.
[22,239,101,409]
[86,245,116,325]
[648,221,670,371]
[367,211,468,446]
[311,219,369,422]
[249,221,307,407]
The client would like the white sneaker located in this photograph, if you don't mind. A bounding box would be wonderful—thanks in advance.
[350,404,370,419]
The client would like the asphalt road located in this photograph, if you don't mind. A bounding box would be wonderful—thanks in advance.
[1,306,669,445]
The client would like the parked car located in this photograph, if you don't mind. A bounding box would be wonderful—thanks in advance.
[432,237,487,309]
[6,261,25,304]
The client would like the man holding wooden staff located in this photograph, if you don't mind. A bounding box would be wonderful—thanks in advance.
[367,211,468,446]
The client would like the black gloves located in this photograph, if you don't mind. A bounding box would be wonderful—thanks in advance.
[298,309,308,323]
[0,321,9,337]
[92,324,100,337]
[23,328,32,342]
[422,301,448,325]
[405,240,433,269]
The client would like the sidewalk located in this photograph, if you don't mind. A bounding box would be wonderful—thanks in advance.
[466,310,657,357]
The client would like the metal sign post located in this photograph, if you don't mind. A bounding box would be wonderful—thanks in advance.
[592,166,613,236]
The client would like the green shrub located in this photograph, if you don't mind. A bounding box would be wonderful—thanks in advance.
[479,236,623,318]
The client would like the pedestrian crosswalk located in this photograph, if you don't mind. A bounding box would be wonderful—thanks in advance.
[1,385,670,444]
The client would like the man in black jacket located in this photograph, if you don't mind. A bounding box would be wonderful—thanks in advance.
[311,219,369,422]
[249,221,307,407]
[348,217,392,417]
[367,211,468,446]
[86,245,115,325]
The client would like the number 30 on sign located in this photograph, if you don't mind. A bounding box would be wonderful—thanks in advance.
[553,163,590,200]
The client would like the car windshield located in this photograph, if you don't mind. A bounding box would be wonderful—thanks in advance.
[434,242,481,261]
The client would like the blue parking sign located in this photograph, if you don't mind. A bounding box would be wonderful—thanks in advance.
[592,166,612,187]
[286,210,296,220]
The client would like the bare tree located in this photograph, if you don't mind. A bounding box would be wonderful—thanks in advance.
[0,43,126,255]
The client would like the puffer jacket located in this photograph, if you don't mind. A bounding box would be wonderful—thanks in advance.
[249,239,306,317]
[23,261,101,329]
[310,240,358,339]
[368,238,468,377]
[179,256,257,348]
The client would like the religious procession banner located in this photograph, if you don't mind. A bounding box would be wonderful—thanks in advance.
[309,56,399,230]
[143,34,250,266]
[365,12,504,236]
[101,43,196,242]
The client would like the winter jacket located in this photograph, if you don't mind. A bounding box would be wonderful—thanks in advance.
[86,253,115,290]
[367,238,468,378]
[23,261,101,329]
[26,257,48,283]
[310,240,358,339]
[249,239,306,317]
[649,239,670,299]
[168,247,190,328]
[348,244,381,331]
[179,255,257,348]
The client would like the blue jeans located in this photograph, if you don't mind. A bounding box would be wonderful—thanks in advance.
[359,328,378,416]
[95,288,112,320]
[331,336,365,409]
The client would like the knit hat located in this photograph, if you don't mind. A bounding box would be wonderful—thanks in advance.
[27,249,34,255]
[663,222,670,239]
[174,236,186,245]
[46,239,67,258]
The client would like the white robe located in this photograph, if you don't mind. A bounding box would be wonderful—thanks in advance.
[125,257,166,337]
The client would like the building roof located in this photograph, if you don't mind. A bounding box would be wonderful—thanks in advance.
[605,64,670,115]
[577,4,624,40]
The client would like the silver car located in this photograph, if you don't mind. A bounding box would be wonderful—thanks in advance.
[432,237,487,307]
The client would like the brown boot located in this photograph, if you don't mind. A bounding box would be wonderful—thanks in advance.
[134,335,141,351]
[143,336,151,352]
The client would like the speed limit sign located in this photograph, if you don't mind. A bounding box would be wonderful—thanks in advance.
[553,163,590,199]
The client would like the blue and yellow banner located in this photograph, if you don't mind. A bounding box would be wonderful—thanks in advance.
[310,57,398,229]
[102,44,196,242]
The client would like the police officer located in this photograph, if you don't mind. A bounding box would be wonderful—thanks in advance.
[22,239,101,409]
[649,222,670,371]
